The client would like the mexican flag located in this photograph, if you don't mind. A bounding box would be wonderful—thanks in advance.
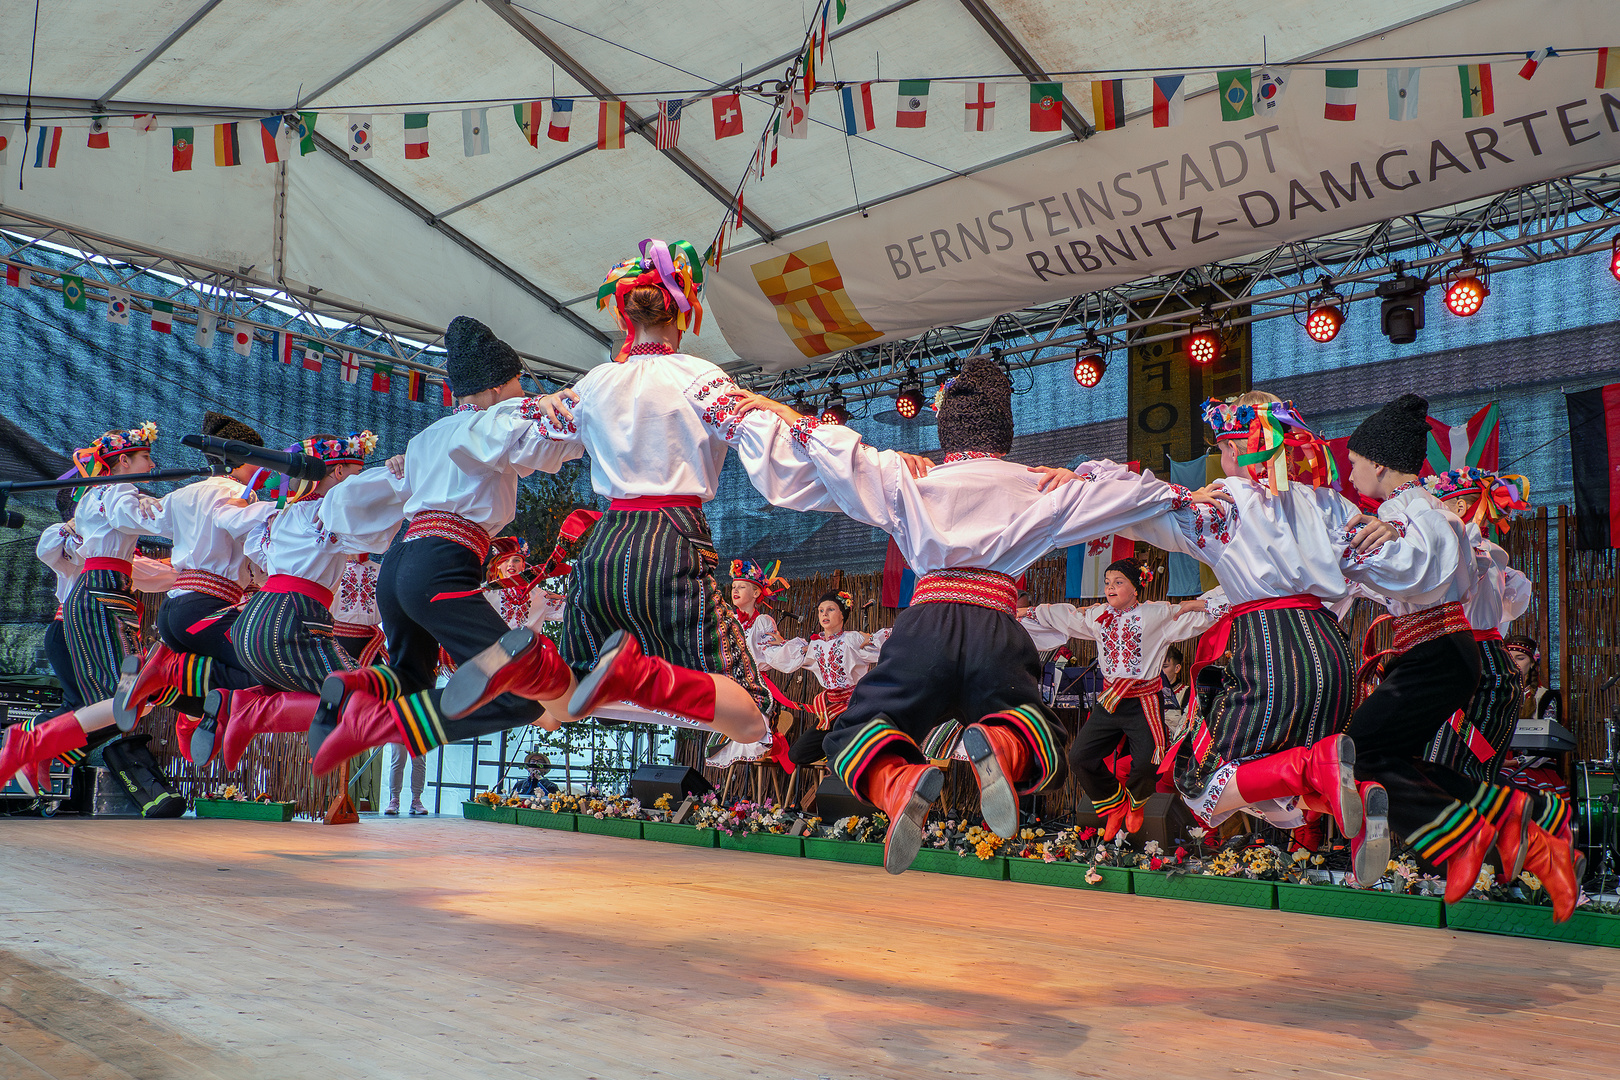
[404,113,429,159]
[1423,402,1499,475]
[896,80,930,128]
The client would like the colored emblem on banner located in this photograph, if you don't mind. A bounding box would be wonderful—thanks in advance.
[750,242,882,358]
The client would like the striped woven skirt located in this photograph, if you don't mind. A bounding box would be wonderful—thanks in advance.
[1423,638,1522,783]
[63,568,143,702]
[1175,605,1353,804]
[233,590,355,695]
[561,505,773,718]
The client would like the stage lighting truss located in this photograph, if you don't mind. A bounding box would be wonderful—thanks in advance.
[1184,307,1222,366]
[820,385,850,425]
[1302,281,1346,343]
[1442,247,1490,318]
[893,368,925,418]
[1072,333,1107,387]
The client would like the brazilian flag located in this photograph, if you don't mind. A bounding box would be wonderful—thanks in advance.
[1218,69,1254,121]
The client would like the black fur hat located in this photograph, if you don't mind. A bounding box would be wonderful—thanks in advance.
[202,411,263,447]
[936,357,1014,456]
[446,316,522,398]
[1348,393,1430,475]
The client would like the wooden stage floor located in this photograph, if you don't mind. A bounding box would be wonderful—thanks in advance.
[3,817,1618,1080]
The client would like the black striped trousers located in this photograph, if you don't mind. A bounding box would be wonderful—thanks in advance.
[63,568,143,703]
[1424,637,1522,783]
[233,590,354,694]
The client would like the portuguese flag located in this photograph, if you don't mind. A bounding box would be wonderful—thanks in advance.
[1568,385,1620,549]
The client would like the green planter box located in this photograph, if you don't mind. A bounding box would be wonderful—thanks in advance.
[515,808,577,831]
[462,800,496,822]
[1007,859,1132,893]
[1447,900,1620,947]
[643,821,718,847]
[1132,871,1277,909]
[575,815,643,839]
[911,848,1007,880]
[195,798,296,822]
[718,831,805,857]
[803,837,884,866]
[1275,883,1444,928]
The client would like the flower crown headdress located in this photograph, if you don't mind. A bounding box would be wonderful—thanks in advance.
[1421,467,1531,536]
[598,239,705,361]
[73,422,157,483]
[730,558,790,600]
[1201,397,1338,495]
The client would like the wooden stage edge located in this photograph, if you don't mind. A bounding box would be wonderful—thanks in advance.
[3,816,1619,1080]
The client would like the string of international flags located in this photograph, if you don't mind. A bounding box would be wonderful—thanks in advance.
[2,261,455,405]
[2,45,1611,174]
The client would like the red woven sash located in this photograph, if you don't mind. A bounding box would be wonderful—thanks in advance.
[1099,675,1168,756]
[84,557,133,575]
[609,494,702,510]
[405,510,491,561]
[174,569,243,605]
[262,574,335,609]
[910,568,1017,615]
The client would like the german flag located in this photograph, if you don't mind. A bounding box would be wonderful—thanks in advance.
[407,369,426,402]
[1567,384,1620,549]
[214,122,241,166]
[1089,80,1124,131]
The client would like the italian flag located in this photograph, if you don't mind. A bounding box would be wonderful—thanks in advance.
[1324,69,1358,121]
[150,300,173,333]
[404,113,429,159]
[1423,402,1499,476]
[896,80,930,128]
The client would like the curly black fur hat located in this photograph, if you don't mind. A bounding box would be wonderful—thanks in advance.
[446,316,522,398]
[1347,393,1430,475]
[936,357,1013,456]
[202,411,263,447]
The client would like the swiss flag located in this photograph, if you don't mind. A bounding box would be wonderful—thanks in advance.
[712,93,744,140]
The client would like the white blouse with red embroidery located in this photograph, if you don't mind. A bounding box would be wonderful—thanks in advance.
[760,628,890,689]
[1022,591,1228,680]
[223,495,402,592]
[1119,474,1368,607]
[142,475,276,595]
[69,483,154,562]
[1341,484,1476,615]
[482,584,567,630]
[735,609,782,667]
[36,522,176,602]
[331,557,382,626]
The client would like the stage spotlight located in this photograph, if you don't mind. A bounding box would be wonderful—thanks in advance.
[1305,289,1345,343]
[1072,332,1107,387]
[1442,249,1489,318]
[1184,313,1221,366]
[820,385,850,425]
[1610,237,1620,282]
[1375,266,1428,345]
[894,367,925,418]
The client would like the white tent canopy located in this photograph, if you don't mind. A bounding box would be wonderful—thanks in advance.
[0,0,1529,374]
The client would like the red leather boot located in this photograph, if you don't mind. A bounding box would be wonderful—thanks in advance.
[569,630,716,723]
[860,753,945,875]
[113,642,188,730]
[1524,822,1580,922]
[442,628,572,719]
[0,714,87,793]
[1443,818,1499,904]
[1230,735,1362,840]
[1291,811,1328,854]
[175,713,202,764]
[961,723,1031,839]
[1491,788,1534,881]
[310,690,410,776]
[212,688,321,771]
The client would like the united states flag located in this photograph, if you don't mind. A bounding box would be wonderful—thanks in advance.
[656,100,683,150]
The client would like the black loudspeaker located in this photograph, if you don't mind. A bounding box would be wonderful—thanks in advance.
[630,765,713,806]
[1073,792,1197,848]
[814,775,880,821]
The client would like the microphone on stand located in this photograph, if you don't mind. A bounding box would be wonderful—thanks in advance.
[181,434,328,483]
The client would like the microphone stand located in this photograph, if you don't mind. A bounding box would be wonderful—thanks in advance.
[0,465,228,528]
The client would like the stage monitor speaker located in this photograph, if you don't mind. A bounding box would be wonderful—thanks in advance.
[1072,792,1196,848]
[814,775,880,822]
[630,765,713,807]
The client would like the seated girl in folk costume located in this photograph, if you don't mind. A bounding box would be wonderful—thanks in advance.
[704,559,796,771]
[761,590,890,767]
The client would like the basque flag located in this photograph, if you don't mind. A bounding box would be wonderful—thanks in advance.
[1424,402,1500,475]
[1567,385,1620,549]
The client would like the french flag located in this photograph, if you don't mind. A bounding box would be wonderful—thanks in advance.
[548,98,574,142]
[1519,47,1555,80]
[840,82,876,135]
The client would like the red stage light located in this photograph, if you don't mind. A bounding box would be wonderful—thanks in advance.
[1609,237,1620,282]
[1443,275,1488,317]
[894,388,923,418]
[820,404,849,425]
[1185,328,1220,366]
[1073,352,1107,387]
[1305,303,1344,343]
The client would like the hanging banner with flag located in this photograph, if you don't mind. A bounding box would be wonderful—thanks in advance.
[1167,454,1217,596]
[303,340,325,371]
[548,99,574,141]
[340,351,360,383]
[880,538,917,608]
[842,82,876,135]
[88,116,109,149]
[1423,402,1500,474]
[371,362,392,393]
[1568,384,1620,549]
[407,369,426,402]
[462,109,490,156]
[174,126,198,170]
[707,6,1620,370]
[259,117,283,163]
[598,102,626,150]
[513,101,543,147]
[60,274,86,311]
[272,331,296,365]
[404,113,429,159]
[33,127,63,168]
[231,323,254,356]
[713,93,744,139]
[1088,80,1124,130]
[106,289,130,324]
[4,264,30,289]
